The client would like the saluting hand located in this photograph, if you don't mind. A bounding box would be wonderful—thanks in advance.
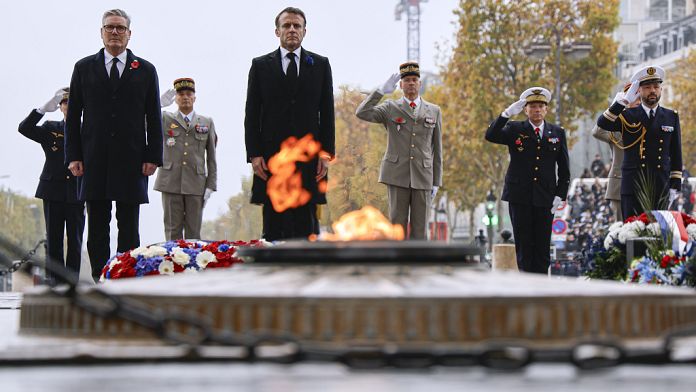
[160,88,176,108]
[502,99,527,118]
[380,73,401,94]
[39,88,67,114]
[619,80,640,106]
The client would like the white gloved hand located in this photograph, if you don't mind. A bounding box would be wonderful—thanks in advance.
[38,88,66,114]
[618,80,640,106]
[380,73,401,95]
[550,196,564,214]
[502,99,527,118]
[160,88,176,107]
[431,186,439,199]
[669,189,679,207]
[203,188,214,206]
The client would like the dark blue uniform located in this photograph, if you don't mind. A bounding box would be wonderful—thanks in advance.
[597,102,682,218]
[18,109,84,281]
[485,116,570,273]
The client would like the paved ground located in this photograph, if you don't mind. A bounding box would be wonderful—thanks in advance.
[1,293,696,391]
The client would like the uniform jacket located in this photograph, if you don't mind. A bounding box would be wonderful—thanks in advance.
[244,48,335,205]
[597,102,682,195]
[355,90,442,190]
[592,125,623,201]
[154,111,217,195]
[65,48,163,204]
[18,110,81,204]
[485,116,570,207]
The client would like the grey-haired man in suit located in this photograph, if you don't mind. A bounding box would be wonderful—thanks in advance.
[356,62,443,239]
[156,78,217,240]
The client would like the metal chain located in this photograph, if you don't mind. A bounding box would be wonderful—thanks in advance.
[0,239,45,277]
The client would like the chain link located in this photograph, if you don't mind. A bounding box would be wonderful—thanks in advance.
[0,239,45,277]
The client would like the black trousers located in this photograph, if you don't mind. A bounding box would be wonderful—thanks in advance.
[86,201,140,281]
[42,200,85,282]
[508,202,553,274]
[262,203,318,241]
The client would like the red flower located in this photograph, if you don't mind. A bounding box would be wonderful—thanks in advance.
[395,117,405,124]
[624,212,649,224]
[130,60,140,69]
[167,129,174,137]
[515,139,522,145]
[661,255,671,268]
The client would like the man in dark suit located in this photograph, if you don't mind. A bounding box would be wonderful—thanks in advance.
[244,7,335,241]
[19,88,84,283]
[485,87,570,273]
[65,9,163,281]
[596,65,682,218]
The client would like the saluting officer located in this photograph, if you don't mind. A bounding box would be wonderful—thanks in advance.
[18,88,85,282]
[355,62,443,239]
[155,78,217,240]
[596,65,682,218]
[485,87,570,273]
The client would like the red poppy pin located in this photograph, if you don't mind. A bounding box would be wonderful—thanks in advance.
[515,139,522,145]
[395,117,405,124]
[167,129,174,137]
[130,60,140,69]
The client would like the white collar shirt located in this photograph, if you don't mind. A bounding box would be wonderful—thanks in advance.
[641,103,659,118]
[280,46,302,76]
[104,49,128,77]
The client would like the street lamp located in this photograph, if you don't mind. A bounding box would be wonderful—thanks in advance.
[485,190,496,253]
[525,26,592,125]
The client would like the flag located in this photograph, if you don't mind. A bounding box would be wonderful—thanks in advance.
[651,210,693,255]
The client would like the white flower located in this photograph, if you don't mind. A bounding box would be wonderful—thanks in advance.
[130,246,148,257]
[171,247,190,266]
[608,222,623,233]
[646,222,661,237]
[183,267,198,273]
[687,224,696,241]
[158,259,175,275]
[196,250,216,269]
[143,245,167,258]
[604,235,614,250]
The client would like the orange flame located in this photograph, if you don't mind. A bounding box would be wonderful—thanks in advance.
[267,134,324,212]
[320,206,404,241]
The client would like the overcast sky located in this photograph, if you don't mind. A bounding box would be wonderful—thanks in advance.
[1,0,460,246]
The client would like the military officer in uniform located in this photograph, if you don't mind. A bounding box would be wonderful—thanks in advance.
[355,62,443,239]
[485,87,570,273]
[596,65,682,218]
[592,82,642,221]
[18,88,85,282]
[155,78,217,240]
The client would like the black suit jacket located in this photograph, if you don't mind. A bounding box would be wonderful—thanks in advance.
[244,48,335,205]
[18,110,81,204]
[485,116,570,207]
[65,49,163,204]
[597,102,682,195]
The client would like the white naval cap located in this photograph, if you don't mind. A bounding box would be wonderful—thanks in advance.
[630,65,665,85]
[520,87,552,104]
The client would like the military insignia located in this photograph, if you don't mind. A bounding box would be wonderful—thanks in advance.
[548,137,560,144]
[661,125,674,133]
[51,146,58,152]
[166,137,176,147]
[532,89,542,95]
[425,117,435,125]
[171,123,179,129]
[647,67,655,76]
[514,137,524,151]
[195,124,209,134]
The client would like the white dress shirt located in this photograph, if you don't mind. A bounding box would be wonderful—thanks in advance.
[529,120,545,137]
[104,49,127,77]
[641,102,659,118]
[280,46,301,76]
[179,110,195,125]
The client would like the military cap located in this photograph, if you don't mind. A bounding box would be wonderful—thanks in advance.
[399,62,420,79]
[520,87,551,105]
[630,65,664,86]
[173,77,195,92]
[59,87,70,104]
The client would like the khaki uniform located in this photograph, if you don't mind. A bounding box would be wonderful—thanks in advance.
[154,111,217,239]
[356,90,443,239]
[592,125,623,220]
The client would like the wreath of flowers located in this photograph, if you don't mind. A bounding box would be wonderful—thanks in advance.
[99,239,267,281]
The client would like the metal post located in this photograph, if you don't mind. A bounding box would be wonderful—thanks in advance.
[555,27,562,125]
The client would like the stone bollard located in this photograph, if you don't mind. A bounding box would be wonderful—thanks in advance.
[492,244,518,271]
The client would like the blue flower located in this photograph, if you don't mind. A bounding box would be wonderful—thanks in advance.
[218,244,230,252]
[306,55,314,66]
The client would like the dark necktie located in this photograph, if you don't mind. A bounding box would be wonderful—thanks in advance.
[110,58,120,89]
[286,52,298,86]
[649,109,655,120]
[184,116,190,127]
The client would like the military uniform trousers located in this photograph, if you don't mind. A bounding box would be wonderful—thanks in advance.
[387,184,431,240]
[508,203,553,273]
[43,200,85,282]
[162,192,204,240]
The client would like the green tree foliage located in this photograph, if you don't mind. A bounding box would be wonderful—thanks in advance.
[434,0,619,222]
[667,49,696,173]
[321,86,388,227]
[0,188,45,255]
[201,176,262,241]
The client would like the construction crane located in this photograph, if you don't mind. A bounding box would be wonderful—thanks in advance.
[394,0,427,63]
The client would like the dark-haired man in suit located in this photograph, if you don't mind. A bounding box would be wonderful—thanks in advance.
[244,7,335,241]
[65,8,162,281]
[19,88,84,283]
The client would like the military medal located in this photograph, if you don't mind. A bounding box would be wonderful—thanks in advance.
[166,129,176,147]
[394,117,405,132]
[195,124,209,133]
[661,125,674,132]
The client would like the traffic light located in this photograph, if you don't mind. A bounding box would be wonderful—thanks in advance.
[482,214,498,226]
